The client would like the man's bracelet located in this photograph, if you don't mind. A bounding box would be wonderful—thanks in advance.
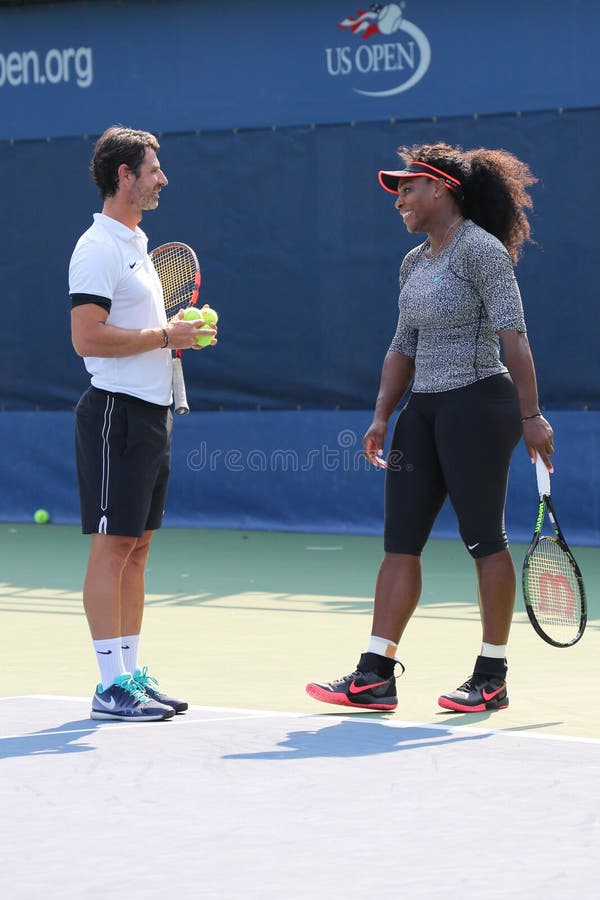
[521,413,542,422]
[161,328,169,348]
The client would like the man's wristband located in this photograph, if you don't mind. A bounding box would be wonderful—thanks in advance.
[521,413,542,422]
[161,328,169,348]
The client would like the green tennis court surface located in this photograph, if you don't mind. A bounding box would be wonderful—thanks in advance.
[2,524,599,899]
[1,524,599,738]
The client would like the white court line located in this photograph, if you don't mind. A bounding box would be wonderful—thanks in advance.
[0,716,280,741]
[1,694,600,745]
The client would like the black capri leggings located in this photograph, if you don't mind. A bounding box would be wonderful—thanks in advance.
[384,373,522,559]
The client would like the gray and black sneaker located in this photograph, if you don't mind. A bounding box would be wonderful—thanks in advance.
[134,666,188,714]
[306,656,404,711]
[438,655,508,712]
[91,673,175,721]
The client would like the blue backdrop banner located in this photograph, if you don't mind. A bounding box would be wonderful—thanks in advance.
[1,0,598,141]
[1,109,599,412]
[2,409,599,547]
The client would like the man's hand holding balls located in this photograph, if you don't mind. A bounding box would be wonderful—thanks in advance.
[167,304,218,350]
[182,305,219,348]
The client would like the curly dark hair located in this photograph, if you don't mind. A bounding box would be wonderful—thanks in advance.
[91,125,160,200]
[396,143,537,263]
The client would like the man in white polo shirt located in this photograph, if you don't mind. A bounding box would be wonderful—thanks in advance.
[69,125,215,721]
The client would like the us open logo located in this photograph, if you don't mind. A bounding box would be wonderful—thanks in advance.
[325,2,431,97]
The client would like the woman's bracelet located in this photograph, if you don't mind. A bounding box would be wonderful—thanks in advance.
[521,413,542,422]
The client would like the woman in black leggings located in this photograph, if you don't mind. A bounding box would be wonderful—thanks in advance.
[307,143,554,713]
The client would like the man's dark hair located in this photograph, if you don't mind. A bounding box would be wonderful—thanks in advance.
[91,125,160,199]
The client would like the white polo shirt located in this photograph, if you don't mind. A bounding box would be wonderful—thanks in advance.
[69,213,172,405]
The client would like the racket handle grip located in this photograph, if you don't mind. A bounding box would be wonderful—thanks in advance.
[172,356,190,416]
[535,454,551,497]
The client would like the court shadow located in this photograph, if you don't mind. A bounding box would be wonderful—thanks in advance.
[222,717,492,761]
[501,722,564,732]
[0,718,107,760]
[432,712,564,732]
[433,710,496,726]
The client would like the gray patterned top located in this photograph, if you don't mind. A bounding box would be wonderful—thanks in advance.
[389,219,526,392]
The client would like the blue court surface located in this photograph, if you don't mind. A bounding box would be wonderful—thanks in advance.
[1,696,598,900]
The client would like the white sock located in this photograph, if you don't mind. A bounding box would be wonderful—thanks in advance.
[93,638,127,689]
[481,642,507,659]
[121,634,140,674]
[367,635,398,659]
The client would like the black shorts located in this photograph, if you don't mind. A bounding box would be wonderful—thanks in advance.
[75,386,173,537]
[384,373,522,558]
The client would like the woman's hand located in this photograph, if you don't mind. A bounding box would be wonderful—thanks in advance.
[523,415,554,471]
[363,419,388,469]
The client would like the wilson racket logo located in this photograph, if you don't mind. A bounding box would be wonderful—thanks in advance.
[325,2,431,97]
[538,572,577,620]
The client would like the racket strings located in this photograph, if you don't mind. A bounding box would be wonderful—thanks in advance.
[524,537,583,629]
[151,246,199,314]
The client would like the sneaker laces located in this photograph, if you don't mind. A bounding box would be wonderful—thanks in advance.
[117,673,152,704]
[457,673,503,693]
[329,670,361,687]
[135,666,159,690]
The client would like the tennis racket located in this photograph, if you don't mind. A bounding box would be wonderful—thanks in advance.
[150,242,202,415]
[522,456,587,647]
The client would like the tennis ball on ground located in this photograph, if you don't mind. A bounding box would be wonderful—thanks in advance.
[182,306,218,347]
[34,509,50,524]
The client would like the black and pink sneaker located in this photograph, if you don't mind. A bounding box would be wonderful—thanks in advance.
[306,658,404,711]
[438,655,508,712]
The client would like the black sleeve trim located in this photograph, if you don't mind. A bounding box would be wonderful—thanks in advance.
[70,292,111,312]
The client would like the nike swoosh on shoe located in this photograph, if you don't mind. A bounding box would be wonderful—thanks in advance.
[95,696,116,710]
[482,686,505,701]
[348,679,388,695]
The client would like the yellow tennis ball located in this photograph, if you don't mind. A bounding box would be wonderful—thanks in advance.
[182,306,217,347]
[200,307,219,326]
[198,306,219,347]
[34,509,50,524]
[182,307,202,321]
